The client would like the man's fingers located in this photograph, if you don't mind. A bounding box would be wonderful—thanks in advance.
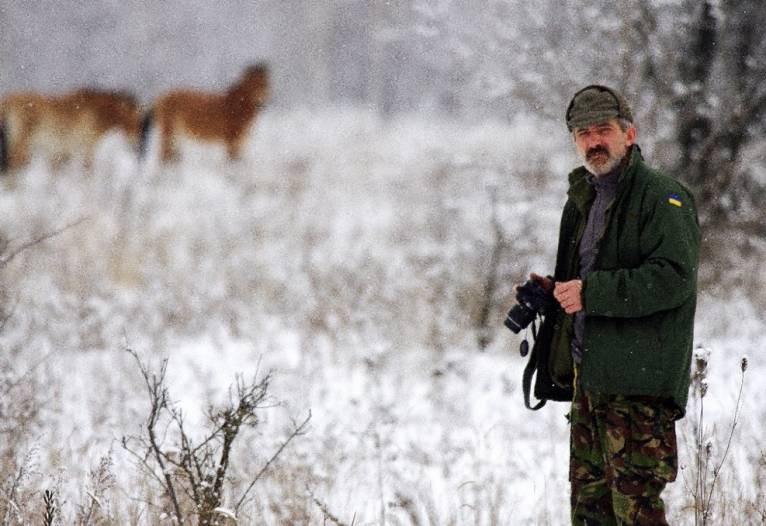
[553,287,571,301]
[552,279,583,314]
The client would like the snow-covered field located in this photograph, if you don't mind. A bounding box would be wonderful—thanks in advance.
[0,109,763,524]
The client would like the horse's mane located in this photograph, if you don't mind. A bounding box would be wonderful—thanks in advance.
[226,63,270,106]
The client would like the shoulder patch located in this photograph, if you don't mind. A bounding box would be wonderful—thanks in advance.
[666,192,683,207]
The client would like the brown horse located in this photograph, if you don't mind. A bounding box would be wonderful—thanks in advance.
[150,63,270,163]
[0,88,143,173]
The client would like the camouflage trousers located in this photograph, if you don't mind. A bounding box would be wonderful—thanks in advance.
[569,384,679,525]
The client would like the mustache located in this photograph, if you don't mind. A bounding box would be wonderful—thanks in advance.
[586,146,610,160]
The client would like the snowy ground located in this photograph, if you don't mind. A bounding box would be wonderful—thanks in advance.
[0,108,763,524]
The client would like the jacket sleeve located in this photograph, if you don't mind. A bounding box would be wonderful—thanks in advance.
[553,200,579,282]
[582,183,700,318]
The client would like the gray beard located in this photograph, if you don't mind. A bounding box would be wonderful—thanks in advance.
[583,152,623,176]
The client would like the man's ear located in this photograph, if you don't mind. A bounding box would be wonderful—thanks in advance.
[626,125,637,146]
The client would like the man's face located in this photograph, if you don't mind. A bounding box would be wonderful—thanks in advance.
[573,119,636,176]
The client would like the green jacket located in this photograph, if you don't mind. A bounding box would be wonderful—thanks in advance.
[548,145,701,413]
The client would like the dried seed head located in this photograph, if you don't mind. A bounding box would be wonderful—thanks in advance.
[741,356,748,372]
[694,347,710,376]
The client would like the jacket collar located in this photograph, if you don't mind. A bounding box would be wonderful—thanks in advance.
[567,145,643,213]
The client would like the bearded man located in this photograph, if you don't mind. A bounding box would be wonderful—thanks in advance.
[527,85,701,524]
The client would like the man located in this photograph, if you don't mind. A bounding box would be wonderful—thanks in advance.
[529,85,701,524]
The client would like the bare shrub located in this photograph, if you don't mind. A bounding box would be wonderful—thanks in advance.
[122,348,310,525]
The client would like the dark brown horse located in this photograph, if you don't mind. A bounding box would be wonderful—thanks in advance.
[0,88,143,172]
[150,63,270,163]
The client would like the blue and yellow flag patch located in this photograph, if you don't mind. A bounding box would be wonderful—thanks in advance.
[667,192,683,207]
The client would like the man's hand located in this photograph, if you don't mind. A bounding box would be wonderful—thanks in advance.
[554,279,583,314]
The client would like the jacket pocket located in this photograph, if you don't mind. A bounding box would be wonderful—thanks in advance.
[584,316,664,390]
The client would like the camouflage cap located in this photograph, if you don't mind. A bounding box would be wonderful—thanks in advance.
[565,85,634,132]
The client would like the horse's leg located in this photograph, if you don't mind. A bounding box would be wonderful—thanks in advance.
[226,136,242,161]
[8,122,32,171]
[82,136,97,172]
[160,116,176,163]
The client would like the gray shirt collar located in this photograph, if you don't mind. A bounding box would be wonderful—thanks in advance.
[587,162,622,193]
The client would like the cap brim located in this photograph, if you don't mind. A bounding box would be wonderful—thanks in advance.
[567,109,620,131]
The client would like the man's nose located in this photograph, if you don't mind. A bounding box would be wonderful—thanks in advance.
[585,135,604,149]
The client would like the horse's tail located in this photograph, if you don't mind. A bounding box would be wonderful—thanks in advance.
[137,108,153,157]
[0,117,8,174]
